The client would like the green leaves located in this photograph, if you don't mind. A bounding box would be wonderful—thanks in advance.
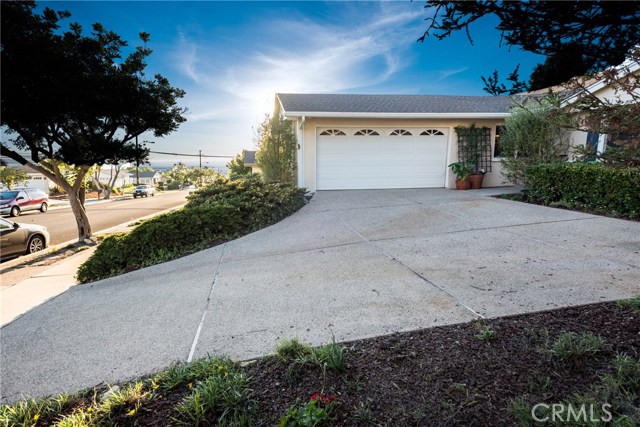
[526,163,640,219]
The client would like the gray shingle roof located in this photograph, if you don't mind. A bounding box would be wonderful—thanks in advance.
[137,171,159,178]
[277,93,514,114]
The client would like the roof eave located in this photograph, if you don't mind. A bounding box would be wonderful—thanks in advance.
[281,111,510,119]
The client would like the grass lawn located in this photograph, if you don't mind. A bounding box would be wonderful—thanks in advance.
[3,296,639,426]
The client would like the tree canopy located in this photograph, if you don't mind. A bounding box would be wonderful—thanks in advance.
[255,115,297,185]
[227,151,252,179]
[0,1,186,240]
[0,166,29,189]
[419,0,640,93]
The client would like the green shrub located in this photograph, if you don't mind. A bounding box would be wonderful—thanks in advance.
[618,295,640,313]
[552,332,605,364]
[525,162,640,219]
[77,176,306,283]
[187,175,306,228]
[174,369,254,426]
[280,394,335,427]
[275,337,312,363]
[167,181,181,190]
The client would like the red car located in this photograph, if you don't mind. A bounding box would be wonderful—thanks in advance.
[0,188,49,217]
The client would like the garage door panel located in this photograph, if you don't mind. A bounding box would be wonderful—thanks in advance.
[317,128,447,190]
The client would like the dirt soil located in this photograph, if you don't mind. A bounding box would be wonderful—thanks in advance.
[121,301,639,426]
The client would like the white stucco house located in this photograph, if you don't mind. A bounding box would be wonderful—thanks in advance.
[274,56,638,192]
[275,93,512,191]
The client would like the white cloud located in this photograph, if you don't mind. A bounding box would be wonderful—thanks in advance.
[161,3,426,158]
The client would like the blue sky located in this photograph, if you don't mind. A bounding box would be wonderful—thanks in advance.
[42,1,545,169]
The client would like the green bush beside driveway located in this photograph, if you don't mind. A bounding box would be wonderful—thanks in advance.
[77,176,306,283]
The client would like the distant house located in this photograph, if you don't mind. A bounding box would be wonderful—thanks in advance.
[243,150,261,174]
[0,158,51,193]
[135,170,162,186]
[96,166,134,189]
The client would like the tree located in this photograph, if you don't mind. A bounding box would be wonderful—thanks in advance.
[165,163,191,186]
[191,167,219,186]
[499,98,570,185]
[255,115,297,184]
[0,166,29,189]
[92,163,125,199]
[557,49,640,167]
[418,1,640,93]
[227,151,252,178]
[1,1,186,241]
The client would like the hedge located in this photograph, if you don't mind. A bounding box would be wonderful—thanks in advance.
[77,176,306,283]
[525,162,640,219]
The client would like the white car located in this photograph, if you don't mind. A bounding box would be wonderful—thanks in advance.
[133,185,155,198]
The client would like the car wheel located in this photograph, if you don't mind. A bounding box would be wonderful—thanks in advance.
[27,235,45,254]
[151,193,154,196]
[10,206,20,217]
[133,195,137,199]
[40,202,48,213]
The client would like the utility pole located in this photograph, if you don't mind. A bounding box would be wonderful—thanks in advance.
[199,149,202,187]
[135,136,140,185]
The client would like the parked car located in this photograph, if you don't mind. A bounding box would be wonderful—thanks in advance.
[0,217,50,259]
[0,188,49,217]
[133,184,155,198]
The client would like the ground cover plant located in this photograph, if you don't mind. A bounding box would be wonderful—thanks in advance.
[76,175,306,283]
[2,297,639,426]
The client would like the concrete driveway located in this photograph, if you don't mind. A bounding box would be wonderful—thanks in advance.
[2,188,639,403]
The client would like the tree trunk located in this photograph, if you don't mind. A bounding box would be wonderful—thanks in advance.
[2,156,93,242]
[68,190,92,241]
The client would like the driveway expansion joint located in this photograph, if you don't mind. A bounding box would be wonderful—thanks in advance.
[339,218,484,319]
[187,243,227,363]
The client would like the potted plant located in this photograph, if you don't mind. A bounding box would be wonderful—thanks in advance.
[455,123,492,189]
[448,162,473,190]
[468,168,485,189]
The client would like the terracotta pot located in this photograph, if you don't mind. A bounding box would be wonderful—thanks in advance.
[455,179,470,190]
[469,174,484,189]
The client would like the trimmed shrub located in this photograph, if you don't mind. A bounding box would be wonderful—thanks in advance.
[77,176,306,283]
[525,162,640,219]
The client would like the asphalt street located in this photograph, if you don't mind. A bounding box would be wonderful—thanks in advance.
[5,190,189,245]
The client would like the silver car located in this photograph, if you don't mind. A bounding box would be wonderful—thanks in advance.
[0,218,50,260]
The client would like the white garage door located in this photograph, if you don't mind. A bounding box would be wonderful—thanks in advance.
[317,127,448,190]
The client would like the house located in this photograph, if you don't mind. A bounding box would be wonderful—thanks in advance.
[0,158,52,193]
[562,57,639,158]
[135,170,162,186]
[95,166,134,189]
[275,93,513,191]
[242,150,261,174]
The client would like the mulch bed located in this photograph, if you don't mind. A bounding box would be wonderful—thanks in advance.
[125,301,639,426]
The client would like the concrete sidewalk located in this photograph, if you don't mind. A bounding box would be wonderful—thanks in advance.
[2,188,639,403]
[1,202,184,324]
[1,248,96,326]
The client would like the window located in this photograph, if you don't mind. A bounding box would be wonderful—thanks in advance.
[493,125,505,158]
[319,129,346,136]
[354,129,380,136]
[420,129,444,136]
[390,129,412,136]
